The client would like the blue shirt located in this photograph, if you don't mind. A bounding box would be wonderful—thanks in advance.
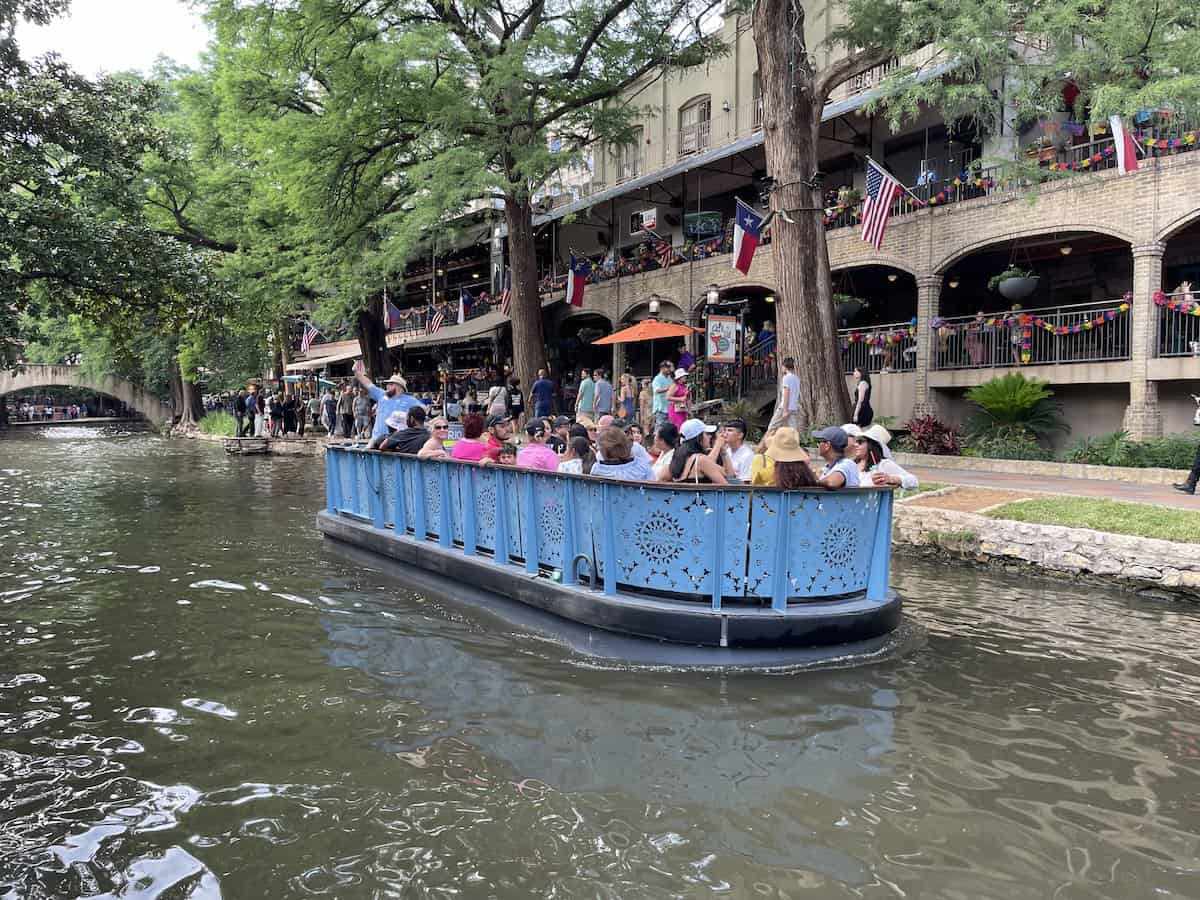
[367,385,420,440]
[821,457,860,488]
[577,378,595,413]
[531,378,555,409]
[651,374,673,414]
[590,455,654,482]
[594,378,613,413]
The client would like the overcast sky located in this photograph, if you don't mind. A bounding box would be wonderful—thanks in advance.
[18,0,210,75]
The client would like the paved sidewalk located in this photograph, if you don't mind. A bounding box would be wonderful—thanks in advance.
[908,465,1200,511]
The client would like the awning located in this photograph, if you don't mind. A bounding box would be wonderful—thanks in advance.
[286,346,362,370]
[529,58,957,228]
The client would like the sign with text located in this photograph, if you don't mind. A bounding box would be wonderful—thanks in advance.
[706,315,739,364]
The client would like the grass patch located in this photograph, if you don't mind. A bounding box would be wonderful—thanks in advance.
[198,410,238,436]
[986,496,1200,544]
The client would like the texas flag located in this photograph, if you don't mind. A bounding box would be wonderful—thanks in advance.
[566,254,591,307]
[732,198,765,275]
[385,298,403,329]
[1110,115,1139,174]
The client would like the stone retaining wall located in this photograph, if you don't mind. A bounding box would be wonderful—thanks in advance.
[894,504,1200,598]
[895,451,1190,485]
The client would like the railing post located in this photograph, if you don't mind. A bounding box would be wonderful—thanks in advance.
[395,457,408,533]
[494,471,510,564]
[369,453,386,530]
[770,492,791,611]
[866,490,894,601]
[437,461,452,548]
[710,489,724,611]
[326,448,342,514]
[462,466,477,556]
[523,474,538,575]
[599,483,617,596]
[561,479,578,585]
[413,463,428,540]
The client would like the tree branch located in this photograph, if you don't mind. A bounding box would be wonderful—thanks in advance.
[815,46,897,106]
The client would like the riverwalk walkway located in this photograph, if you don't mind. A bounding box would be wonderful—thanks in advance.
[907,464,1199,511]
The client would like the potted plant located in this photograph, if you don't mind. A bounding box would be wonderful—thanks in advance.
[988,266,1039,300]
[832,293,869,326]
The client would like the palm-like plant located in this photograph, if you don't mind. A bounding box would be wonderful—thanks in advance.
[964,373,1068,441]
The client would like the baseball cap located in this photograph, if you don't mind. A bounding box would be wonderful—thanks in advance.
[812,426,849,452]
[525,417,548,437]
[680,418,718,441]
[552,415,571,428]
[485,413,511,429]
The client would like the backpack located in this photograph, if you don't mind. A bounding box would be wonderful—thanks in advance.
[488,385,509,416]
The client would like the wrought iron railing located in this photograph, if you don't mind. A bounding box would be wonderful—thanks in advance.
[1155,289,1200,358]
[677,119,711,158]
[932,298,1131,370]
[839,321,917,374]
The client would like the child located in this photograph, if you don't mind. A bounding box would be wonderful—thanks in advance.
[497,443,519,466]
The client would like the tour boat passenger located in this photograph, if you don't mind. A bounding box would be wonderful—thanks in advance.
[590,427,654,482]
[516,418,560,472]
[496,444,519,466]
[417,417,449,459]
[765,429,820,488]
[378,405,430,453]
[663,419,727,484]
[852,424,918,489]
[450,414,490,461]
[812,427,859,489]
[557,436,594,475]
[650,421,679,481]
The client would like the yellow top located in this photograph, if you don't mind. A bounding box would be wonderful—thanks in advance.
[750,453,775,486]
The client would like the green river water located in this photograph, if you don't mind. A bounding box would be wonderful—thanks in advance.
[1,428,1198,899]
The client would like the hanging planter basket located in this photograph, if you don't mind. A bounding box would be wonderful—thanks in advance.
[997,276,1040,301]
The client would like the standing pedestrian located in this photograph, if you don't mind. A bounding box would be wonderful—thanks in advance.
[530,368,556,420]
[337,384,355,438]
[594,369,613,417]
[353,386,372,439]
[766,356,801,432]
[851,367,873,428]
[233,390,247,437]
[321,389,337,436]
[576,368,595,420]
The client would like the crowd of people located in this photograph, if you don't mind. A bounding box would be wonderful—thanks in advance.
[339,357,918,492]
[10,398,128,421]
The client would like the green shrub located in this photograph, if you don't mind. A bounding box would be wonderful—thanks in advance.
[964,372,1067,441]
[198,410,238,436]
[967,424,1054,460]
[1062,430,1132,466]
[1127,434,1198,470]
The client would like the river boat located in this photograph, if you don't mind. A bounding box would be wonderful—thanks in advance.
[318,447,902,652]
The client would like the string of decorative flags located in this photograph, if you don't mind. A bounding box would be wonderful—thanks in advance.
[1154,290,1200,316]
[931,300,1131,363]
[840,320,918,350]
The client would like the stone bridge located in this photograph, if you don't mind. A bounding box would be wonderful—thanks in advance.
[0,365,173,426]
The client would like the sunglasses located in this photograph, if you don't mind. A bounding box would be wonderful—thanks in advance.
[433,424,449,430]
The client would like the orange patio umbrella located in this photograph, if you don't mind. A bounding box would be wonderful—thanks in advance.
[591,320,701,345]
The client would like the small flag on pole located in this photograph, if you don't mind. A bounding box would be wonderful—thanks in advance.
[566,254,591,307]
[499,270,512,317]
[426,306,445,335]
[300,322,320,353]
[862,157,903,250]
[732,198,764,275]
[1109,115,1139,174]
[457,287,474,325]
[385,299,403,329]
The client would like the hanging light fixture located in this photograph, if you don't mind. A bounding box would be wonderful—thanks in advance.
[706,284,720,305]
[765,294,776,303]
[648,294,661,317]
[948,277,960,289]
[887,273,898,283]
[1060,245,1073,256]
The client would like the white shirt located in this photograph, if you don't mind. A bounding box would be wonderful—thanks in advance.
[558,458,583,475]
[727,444,755,482]
[859,459,919,490]
[781,372,800,411]
[652,448,675,480]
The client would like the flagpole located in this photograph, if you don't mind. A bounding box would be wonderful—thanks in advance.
[865,154,923,205]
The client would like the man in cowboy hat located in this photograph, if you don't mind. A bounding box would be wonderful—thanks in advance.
[352,360,420,445]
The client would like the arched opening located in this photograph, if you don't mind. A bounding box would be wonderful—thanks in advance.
[934,231,1132,370]
[830,266,918,375]
[556,312,613,375]
[1160,217,1200,358]
[2,385,141,425]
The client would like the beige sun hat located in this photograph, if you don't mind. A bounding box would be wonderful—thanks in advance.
[384,374,407,389]
[765,427,810,463]
[860,423,892,446]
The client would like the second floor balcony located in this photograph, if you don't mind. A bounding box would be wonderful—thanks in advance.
[678,119,711,158]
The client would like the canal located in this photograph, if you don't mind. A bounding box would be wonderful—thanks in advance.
[2,429,1199,898]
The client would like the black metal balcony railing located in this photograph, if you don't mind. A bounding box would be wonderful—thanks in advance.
[932,298,1131,371]
[839,322,918,375]
[1155,289,1200,358]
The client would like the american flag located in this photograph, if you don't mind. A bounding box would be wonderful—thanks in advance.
[499,270,512,317]
[300,321,320,353]
[654,239,675,267]
[426,306,445,335]
[862,158,903,250]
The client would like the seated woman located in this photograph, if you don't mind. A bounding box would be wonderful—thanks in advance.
[449,413,489,461]
[417,417,450,459]
[661,419,727,484]
[590,427,654,482]
[757,428,817,487]
[852,424,919,489]
[650,421,679,481]
[558,436,594,475]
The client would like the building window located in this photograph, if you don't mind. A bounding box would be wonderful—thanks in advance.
[752,73,763,131]
[617,126,642,183]
[678,95,711,158]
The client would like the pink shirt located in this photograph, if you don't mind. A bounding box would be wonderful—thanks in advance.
[517,442,559,472]
[450,439,489,461]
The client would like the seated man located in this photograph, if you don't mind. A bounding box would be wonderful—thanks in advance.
[812,426,859,489]
[379,405,431,453]
[590,426,654,482]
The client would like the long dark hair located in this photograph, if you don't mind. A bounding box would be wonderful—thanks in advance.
[861,437,885,469]
[669,434,707,480]
[854,367,871,388]
[775,460,819,488]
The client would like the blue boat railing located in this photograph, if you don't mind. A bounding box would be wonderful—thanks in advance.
[325,447,894,610]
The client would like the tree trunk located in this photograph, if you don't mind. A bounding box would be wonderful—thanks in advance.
[504,191,547,398]
[169,357,184,422]
[357,296,388,379]
[169,354,204,426]
[275,321,292,393]
[0,394,8,429]
[753,0,851,432]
